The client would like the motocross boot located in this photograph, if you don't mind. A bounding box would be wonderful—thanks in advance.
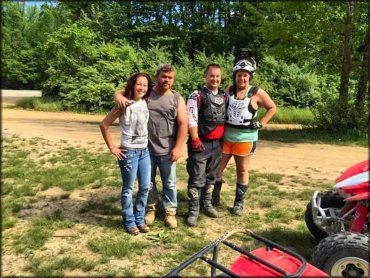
[212,179,222,207]
[203,184,218,218]
[231,183,248,216]
[187,187,201,226]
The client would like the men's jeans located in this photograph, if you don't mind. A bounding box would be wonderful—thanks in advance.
[147,154,177,215]
[187,139,222,188]
[118,148,151,229]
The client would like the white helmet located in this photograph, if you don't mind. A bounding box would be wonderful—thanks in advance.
[232,57,257,76]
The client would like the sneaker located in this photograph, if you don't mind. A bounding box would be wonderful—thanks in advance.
[138,224,150,233]
[164,215,177,229]
[145,211,155,225]
[126,226,139,235]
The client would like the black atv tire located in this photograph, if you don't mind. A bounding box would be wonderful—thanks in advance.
[305,191,344,240]
[312,232,369,277]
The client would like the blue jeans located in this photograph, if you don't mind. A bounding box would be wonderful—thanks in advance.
[118,148,151,229]
[147,154,177,215]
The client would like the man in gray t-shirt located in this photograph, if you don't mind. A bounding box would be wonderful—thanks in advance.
[115,64,188,229]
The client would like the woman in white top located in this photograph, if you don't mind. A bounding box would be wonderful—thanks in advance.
[100,72,152,235]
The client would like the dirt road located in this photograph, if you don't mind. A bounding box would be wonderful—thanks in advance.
[2,105,367,181]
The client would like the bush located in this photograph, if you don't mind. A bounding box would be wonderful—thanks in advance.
[314,97,369,136]
[254,55,322,107]
[16,97,63,112]
[175,51,234,99]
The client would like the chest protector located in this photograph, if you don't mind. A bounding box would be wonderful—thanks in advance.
[225,86,259,129]
[198,87,225,137]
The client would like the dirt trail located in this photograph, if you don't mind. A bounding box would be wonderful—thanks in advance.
[2,106,367,181]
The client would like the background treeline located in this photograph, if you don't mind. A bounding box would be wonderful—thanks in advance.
[1,1,369,134]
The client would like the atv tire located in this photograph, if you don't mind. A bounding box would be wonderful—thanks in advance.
[305,191,344,240]
[312,232,369,277]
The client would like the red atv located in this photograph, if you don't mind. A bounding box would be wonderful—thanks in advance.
[305,160,369,277]
[165,229,328,277]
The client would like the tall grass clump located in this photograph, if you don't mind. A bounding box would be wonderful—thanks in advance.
[261,107,314,125]
[16,97,63,112]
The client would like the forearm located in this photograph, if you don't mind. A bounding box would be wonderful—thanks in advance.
[188,126,199,141]
[100,124,116,151]
[260,106,276,126]
[175,123,188,149]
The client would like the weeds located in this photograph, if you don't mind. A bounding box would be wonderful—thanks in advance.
[88,236,150,258]
[2,135,344,276]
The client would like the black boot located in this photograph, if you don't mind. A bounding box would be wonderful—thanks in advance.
[203,184,218,218]
[212,179,222,207]
[187,187,201,226]
[231,183,248,216]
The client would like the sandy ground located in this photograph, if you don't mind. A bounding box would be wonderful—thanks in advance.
[1,95,368,181]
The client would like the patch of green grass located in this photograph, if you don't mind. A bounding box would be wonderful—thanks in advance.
[295,189,316,201]
[258,226,316,259]
[122,268,136,277]
[88,236,150,258]
[2,216,18,230]
[259,127,367,147]
[259,107,314,125]
[16,97,63,112]
[176,162,188,184]
[257,197,275,208]
[25,255,95,276]
[14,225,52,254]
[147,230,180,245]
[252,172,284,183]
[265,208,292,224]
[13,217,74,254]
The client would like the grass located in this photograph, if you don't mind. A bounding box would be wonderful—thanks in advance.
[16,97,315,125]
[259,127,368,147]
[0,135,358,276]
[258,106,314,125]
[88,236,150,258]
[25,255,96,277]
[16,97,63,112]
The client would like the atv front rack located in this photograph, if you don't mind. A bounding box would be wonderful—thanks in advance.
[164,229,308,278]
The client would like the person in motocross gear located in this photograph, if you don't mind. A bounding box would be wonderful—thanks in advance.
[212,48,276,216]
[186,64,226,226]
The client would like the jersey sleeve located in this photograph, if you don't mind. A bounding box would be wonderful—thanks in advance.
[186,90,199,128]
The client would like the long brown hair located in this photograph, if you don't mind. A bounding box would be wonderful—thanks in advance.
[123,72,152,101]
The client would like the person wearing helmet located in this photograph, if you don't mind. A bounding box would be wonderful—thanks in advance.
[212,48,276,216]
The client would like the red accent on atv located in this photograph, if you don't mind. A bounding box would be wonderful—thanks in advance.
[335,160,369,183]
[305,161,369,276]
[164,229,328,277]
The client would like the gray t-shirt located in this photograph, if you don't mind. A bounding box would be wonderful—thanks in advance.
[119,99,149,149]
[147,90,180,156]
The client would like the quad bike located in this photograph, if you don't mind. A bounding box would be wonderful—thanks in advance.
[305,160,369,277]
[164,229,328,277]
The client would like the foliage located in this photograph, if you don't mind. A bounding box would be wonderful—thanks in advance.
[2,0,368,134]
[261,107,314,125]
[254,56,322,107]
[314,97,369,136]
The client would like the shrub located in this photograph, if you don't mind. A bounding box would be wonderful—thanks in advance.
[254,55,322,107]
[314,97,369,135]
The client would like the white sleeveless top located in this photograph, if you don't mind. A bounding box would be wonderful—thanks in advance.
[119,99,149,149]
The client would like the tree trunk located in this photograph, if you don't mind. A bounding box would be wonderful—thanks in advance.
[339,0,354,103]
[356,2,370,110]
